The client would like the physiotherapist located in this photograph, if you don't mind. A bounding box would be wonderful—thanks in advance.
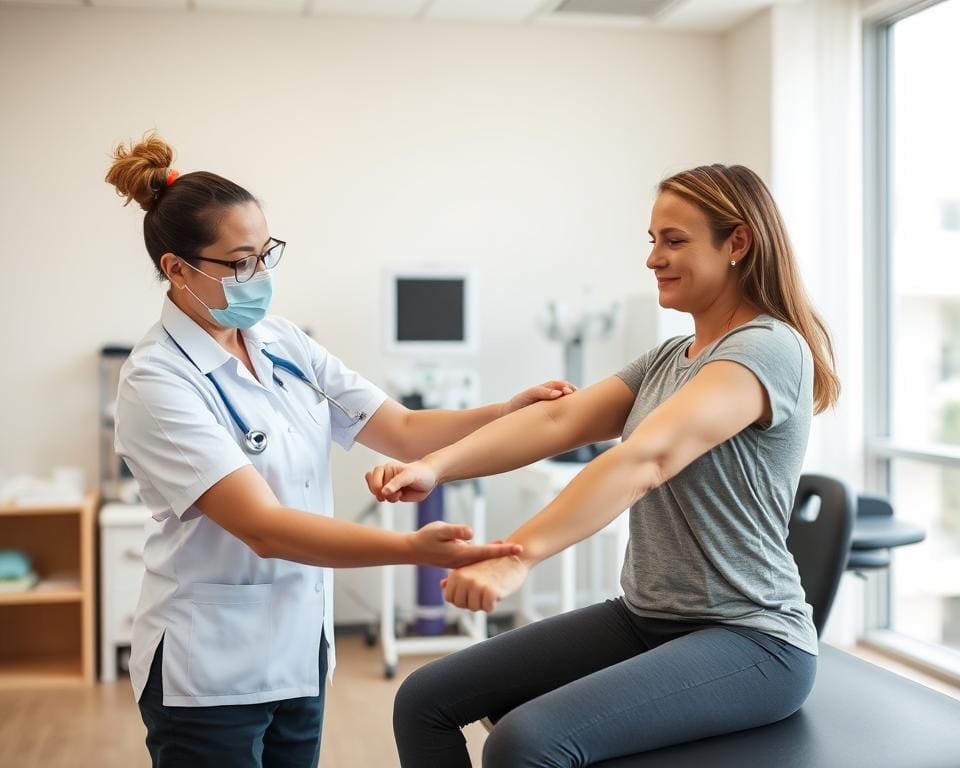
[106,132,573,768]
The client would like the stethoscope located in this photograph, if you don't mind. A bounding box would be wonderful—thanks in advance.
[164,328,367,455]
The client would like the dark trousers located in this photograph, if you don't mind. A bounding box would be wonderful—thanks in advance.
[138,634,327,768]
[394,598,816,767]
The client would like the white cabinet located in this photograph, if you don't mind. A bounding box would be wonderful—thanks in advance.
[99,502,151,682]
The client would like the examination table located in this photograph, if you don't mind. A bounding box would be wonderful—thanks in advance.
[594,643,960,768]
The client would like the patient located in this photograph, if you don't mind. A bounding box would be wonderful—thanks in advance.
[365,164,841,767]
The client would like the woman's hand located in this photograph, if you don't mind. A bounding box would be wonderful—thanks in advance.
[440,554,530,612]
[503,380,576,416]
[408,522,523,569]
[365,459,439,503]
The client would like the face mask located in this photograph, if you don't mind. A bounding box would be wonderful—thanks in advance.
[180,260,273,329]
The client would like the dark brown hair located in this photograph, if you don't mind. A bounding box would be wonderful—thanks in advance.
[105,132,258,279]
[659,164,841,414]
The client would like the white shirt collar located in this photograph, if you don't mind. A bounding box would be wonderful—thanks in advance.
[160,296,277,374]
[242,316,280,349]
[161,295,230,374]
[160,295,280,375]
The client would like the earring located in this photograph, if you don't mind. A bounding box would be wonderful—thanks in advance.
[730,260,736,266]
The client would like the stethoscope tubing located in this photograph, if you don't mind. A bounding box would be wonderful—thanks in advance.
[163,327,366,455]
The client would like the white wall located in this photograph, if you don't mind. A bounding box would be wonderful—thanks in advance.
[0,5,728,622]
[723,8,773,182]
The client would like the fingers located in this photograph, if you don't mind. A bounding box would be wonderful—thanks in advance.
[452,576,470,609]
[443,574,499,613]
[364,468,379,500]
[537,385,563,399]
[443,523,473,542]
[482,589,497,613]
[443,572,465,607]
[365,464,404,502]
[545,379,576,395]
[459,542,522,565]
[365,466,382,501]
[533,381,576,401]
[443,576,454,603]
[381,467,409,497]
[467,585,483,613]
[422,521,474,544]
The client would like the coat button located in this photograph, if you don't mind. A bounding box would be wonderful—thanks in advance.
[315,582,323,593]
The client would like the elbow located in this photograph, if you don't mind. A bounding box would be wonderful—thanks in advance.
[381,443,420,463]
[392,411,424,463]
[614,443,666,500]
[200,493,284,559]
[249,536,274,559]
[374,435,420,463]
[241,529,276,559]
[626,458,665,505]
[258,543,277,560]
[396,446,423,464]
[541,399,580,449]
[642,459,666,495]
[541,398,566,429]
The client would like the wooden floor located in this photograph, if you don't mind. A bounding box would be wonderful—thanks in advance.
[0,634,486,768]
[0,635,957,768]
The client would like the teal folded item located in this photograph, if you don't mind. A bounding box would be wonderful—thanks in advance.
[0,550,32,580]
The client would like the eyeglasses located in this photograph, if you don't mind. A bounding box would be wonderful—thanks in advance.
[187,238,285,283]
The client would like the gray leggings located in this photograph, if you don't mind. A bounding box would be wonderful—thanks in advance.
[394,597,816,767]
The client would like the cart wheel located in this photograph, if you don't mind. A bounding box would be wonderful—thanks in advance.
[384,663,397,680]
[363,625,377,648]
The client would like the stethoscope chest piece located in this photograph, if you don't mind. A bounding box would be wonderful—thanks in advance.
[244,430,268,454]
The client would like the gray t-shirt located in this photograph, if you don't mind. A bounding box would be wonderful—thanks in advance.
[615,314,818,655]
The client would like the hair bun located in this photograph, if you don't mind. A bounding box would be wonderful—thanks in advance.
[105,132,175,212]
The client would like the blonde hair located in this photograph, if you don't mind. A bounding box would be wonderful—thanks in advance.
[659,164,840,414]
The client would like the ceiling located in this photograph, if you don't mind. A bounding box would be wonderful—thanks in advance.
[0,0,799,32]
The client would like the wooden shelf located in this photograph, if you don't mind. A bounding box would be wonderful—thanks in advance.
[0,656,85,690]
[0,493,96,687]
[0,577,83,606]
[0,493,97,517]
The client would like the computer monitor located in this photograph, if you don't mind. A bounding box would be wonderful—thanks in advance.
[384,267,477,356]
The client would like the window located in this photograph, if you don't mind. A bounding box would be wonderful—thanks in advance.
[867,0,960,669]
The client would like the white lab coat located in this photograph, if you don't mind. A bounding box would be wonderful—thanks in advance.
[115,296,387,706]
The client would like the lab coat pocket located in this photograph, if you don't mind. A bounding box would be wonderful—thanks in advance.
[307,399,331,429]
[184,582,274,697]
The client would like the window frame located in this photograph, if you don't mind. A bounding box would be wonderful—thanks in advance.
[862,0,960,681]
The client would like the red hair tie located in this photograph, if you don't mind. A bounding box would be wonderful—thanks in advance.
[166,169,180,186]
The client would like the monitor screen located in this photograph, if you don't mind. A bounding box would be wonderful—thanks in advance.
[395,278,466,342]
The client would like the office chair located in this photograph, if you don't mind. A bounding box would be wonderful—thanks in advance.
[786,473,856,635]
